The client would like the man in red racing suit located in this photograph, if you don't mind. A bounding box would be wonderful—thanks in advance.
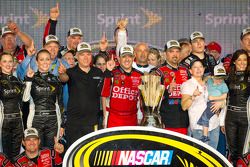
[101,45,142,128]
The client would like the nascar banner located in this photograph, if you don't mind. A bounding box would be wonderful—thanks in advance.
[63,127,232,167]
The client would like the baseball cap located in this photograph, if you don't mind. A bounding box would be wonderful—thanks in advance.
[61,49,75,57]
[178,38,190,45]
[164,40,181,51]
[190,31,205,41]
[1,26,15,38]
[213,64,226,77]
[44,35,60,46]
[240,27,250,40]
[119,45,134,57]
[77,42,91,53]
[67,27,83,37]
[24,128,39,139]
[206,41,222,54]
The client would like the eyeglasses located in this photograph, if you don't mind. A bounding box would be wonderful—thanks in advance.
[96,63,106,66]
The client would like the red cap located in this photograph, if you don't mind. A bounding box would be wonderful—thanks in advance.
[206,41,221,54]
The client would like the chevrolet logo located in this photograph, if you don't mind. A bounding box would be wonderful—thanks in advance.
[123,47,131,51]
[170,41,178,45]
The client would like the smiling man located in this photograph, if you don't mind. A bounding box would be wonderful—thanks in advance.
[102,45,143,128]
[59,42,104,147]
[156,40,189,135]
[14,128,64,167]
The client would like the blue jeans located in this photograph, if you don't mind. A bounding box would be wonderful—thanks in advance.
[217,128,227,156]
[189,126,220,149]
[197,101,214,127]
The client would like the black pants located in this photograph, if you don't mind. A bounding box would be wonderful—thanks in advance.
[22,101,29,129]
[2,117,23,160]
[225,109,248,165]
[32,115,58,149]
[65,119,96,149]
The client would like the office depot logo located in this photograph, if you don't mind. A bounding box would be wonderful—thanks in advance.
[63,127,232,167]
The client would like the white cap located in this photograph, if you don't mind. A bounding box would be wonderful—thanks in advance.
[213,64,226,76]
[44,35,60,45]
[190,31,204,41]
[164,40,181,51]
[1,26,14,38]
[119,45,134,57]
[68,27,83,37]
[77,42,91,52]
[241,27,250,39]
[24,128,39,139]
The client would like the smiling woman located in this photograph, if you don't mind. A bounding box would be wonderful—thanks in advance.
[0,52,24,160]
[225,49,250,166]
[22,49,63,149]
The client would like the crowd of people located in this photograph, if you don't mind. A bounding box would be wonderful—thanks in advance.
[0,3,249,167]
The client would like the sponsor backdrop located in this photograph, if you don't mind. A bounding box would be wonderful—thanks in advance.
[0,0,249,54]
[63,127,232,166]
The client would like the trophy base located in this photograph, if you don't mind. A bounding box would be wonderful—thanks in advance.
[140,113,163,128]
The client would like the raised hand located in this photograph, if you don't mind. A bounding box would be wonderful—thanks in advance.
[193,86,201,97]
[26,64,35,78]
[50,2,60,20]
[59,128,64,138]
[26,41,36,57]
[106,54,116,71]
[99,32,108,51]
[58,59,66,74]
[54,136,64,154]
[168,75,176,93]
[7,21,20,34]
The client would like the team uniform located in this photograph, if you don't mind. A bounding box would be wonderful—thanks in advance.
[101,67,142,127]
[155,63,189,134]
[23,72,63,149]
[0,73,24,159]
[0,153,14,167]
[65,65,104,146]
[180,52,217,76]
[225,71,250,166]
[14,148,62,167]
[0,45,27,64]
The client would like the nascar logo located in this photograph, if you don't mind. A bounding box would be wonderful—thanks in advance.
[63,127,232,167]
[93,150,173,166]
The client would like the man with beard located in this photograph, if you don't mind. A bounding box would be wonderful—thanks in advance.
[155,40,189,135]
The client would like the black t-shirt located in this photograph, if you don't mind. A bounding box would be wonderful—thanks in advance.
[180,52,217,77]
[66,65,104,124]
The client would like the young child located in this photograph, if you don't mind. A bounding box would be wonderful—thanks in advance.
[114,18,128,57]
[197,64,228,142]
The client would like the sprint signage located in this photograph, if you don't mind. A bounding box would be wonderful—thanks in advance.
[63,127,232,167]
